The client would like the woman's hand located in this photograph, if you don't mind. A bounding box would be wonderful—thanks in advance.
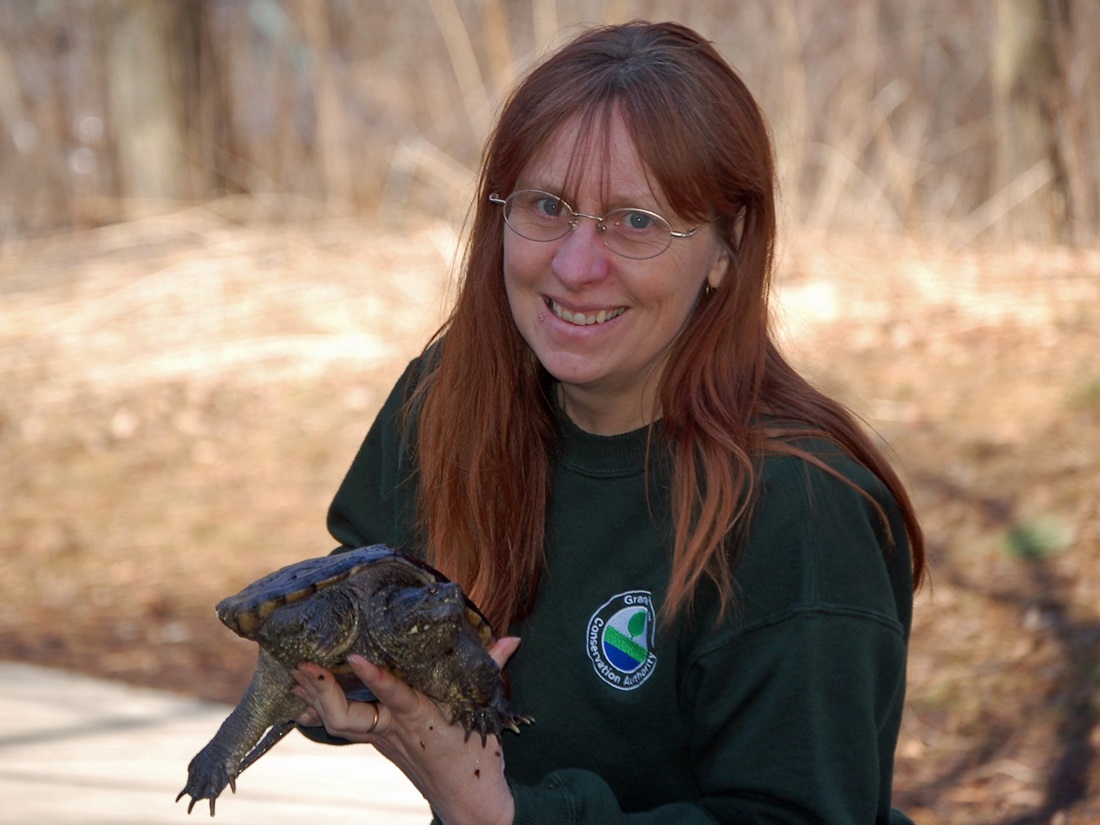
[291,637,521,825]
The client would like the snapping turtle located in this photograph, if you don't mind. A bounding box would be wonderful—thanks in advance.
[177,544,530,815]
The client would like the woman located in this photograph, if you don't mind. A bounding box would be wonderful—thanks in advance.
[291,20,924,825]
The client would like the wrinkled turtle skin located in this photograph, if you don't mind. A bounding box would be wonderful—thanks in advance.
[177,545,530,815]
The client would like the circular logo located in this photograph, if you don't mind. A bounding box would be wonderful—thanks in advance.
[586,590,657,690]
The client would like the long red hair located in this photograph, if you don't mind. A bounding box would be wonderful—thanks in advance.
[412,21,925,631]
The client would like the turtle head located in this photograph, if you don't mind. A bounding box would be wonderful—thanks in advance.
[373,581,467,656]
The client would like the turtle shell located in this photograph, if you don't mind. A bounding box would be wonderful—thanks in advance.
[216,544,494,647]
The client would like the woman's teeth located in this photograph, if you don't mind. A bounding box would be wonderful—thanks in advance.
[549,299,626,326]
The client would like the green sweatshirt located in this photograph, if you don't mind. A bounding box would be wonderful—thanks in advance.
[325,357,915,824]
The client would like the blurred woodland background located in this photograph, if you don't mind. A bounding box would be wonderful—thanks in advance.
[2,0,1099,242]
[1,2,1099,824]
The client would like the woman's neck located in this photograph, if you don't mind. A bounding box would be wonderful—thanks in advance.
[556,382,657,436]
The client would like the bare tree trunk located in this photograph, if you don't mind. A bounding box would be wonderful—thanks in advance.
[291,0,353,209]
[177,0,236,201]
[991,0,1069,243]
[106,0,188,211]
[1048,0,1097,243]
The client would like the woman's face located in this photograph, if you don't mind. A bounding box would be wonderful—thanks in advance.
[502,110,729,435]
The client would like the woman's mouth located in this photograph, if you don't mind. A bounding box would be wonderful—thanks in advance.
[547,298,627,326]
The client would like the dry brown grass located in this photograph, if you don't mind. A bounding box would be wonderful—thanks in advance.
[777,234,1100,823]
[1,199,460,698]
[2,204,1098,824]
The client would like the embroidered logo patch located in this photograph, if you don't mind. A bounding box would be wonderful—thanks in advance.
[586,590,657,690]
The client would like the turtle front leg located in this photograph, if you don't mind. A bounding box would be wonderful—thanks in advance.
[178,649,305,815]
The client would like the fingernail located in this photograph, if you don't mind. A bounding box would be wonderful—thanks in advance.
[347,654,380,678]
[348,655,375,675]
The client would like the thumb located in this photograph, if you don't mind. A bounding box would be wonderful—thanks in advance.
[489,636,521,669]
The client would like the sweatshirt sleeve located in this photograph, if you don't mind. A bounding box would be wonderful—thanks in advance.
[509,773,719,824]
[508,452,915,825]
[326,357,424,554]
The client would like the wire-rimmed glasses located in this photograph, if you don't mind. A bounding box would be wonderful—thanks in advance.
[489,189,702,260]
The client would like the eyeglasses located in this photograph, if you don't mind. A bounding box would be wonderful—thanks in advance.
[488,189,703,260]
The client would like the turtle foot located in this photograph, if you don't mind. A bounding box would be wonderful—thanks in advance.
[177,748,238,816]
[454,703,533,746]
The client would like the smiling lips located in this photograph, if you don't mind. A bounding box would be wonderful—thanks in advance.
[547,298,627,326]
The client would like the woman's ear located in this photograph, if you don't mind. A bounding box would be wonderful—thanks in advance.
[707,207,744,291]
[706,247,732,291]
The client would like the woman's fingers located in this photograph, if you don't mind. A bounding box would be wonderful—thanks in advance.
[291,663,381,741]
[488,636,521,669]
[289,652,515,824]
[344,654,424,715]
[294,704,322,727]
[291,640,520,741]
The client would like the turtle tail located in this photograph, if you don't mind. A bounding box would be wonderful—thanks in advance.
[236,720,297,775]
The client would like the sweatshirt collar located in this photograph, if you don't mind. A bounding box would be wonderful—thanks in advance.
[555,403,658,477]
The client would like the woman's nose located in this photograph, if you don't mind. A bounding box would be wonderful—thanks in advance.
[551,217,612,287]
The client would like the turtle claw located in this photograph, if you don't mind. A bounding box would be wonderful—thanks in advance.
[177,748,238,816]
[175,787,215,817]
[453,703,534,745]
[176,783,231,817]
[503,713,534,734]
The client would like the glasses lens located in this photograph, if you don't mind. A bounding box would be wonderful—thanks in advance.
[494,191,679,259]
[602,209,674,259]
[504,190,574,242]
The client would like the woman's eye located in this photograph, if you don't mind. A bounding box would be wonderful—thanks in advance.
[534,197,565,218]
[619,210,658,232]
